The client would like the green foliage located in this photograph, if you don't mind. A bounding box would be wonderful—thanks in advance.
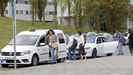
[0,0,9,16]
[102,0,129,32]
[29,0,47,22]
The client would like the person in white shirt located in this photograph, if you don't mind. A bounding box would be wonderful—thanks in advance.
[78,32,84,45]
[78,31,86,60]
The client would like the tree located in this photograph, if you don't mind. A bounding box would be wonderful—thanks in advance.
[59,0,73,27]
[53,0,59,28]
[102,0,129,32]
[29,0,37,25]
[29,0,47,25]
[83,0,100,32]
[72,0,84,31]
[72,0,100,32]
[0,0,9,17]
[36,0,47,22]
[67,0,71,27]
[59,0,67,24]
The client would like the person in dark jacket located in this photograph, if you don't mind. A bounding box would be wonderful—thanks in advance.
[128,28,133,55]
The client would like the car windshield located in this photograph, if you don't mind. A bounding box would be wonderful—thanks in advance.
[86,36,96,43]
[104,33,114,42]
[9,35,39,45]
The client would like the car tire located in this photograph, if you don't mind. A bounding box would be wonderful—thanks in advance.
[31,55,39,66]
[92,49,97,58]
[106,53,113,56]
[1,64,9,68]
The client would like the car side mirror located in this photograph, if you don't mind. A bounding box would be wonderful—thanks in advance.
[39,43,46,46]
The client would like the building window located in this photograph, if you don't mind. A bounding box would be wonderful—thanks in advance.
[16,10,18,14]
[24,1,28,4]
[5,10,8,14]
[25,11,28,14]
[47,2,53,5]
[16,10,23,14]
[49,12,54,15]
[16,0,29,4]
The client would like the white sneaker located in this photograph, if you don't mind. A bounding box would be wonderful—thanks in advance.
[129,53,132,56]
[66,60,71,63]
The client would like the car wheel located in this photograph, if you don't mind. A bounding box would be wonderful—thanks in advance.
[92,49,97,58]
[1,64,9,68]
[31,55,39,66]
[106,53,113,56]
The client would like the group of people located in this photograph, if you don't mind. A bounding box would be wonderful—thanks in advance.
[45,29,86,64]
[113,28,133,56]
[67,31,86,62]
[45,29,87,64]
[46,28,133,64]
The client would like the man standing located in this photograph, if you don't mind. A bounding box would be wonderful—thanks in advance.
[67,34,77,62]
[128,28,133,55]
[114,31,125,55]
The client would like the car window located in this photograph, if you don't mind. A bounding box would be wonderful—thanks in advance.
[9,35,39,45]
[86,36,96,43]
[96,37,102,44]
[57,33,65,43]
[38,36,45,44]
[101,37,108,42]
[104,33,114,42]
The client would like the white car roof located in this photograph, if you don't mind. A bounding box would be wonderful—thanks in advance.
[17,29,63,36]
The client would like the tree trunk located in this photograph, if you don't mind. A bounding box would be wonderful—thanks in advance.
[68,0,71,27]
[1,9,4,17]
[53,0,58,28]
[96,15,100,33]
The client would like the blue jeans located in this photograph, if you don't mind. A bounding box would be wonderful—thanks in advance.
[68,46,76,60]
[50,48,56,64]
[118,43,123,55]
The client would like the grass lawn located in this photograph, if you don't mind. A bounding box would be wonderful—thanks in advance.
[0,17,77,49]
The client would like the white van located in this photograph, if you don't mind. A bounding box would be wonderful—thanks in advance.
[0,29,67,68]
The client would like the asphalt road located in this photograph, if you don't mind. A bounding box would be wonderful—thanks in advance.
[0,46,132,75]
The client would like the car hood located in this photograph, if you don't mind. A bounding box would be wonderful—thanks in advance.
[1,45,35,52]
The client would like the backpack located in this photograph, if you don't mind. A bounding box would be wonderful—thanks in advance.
[72,39,78,47]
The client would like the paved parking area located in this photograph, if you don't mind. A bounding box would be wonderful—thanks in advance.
[0,46,132,75]
[0,55,133,75]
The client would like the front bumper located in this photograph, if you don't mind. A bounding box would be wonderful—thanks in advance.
[0,55,31,65]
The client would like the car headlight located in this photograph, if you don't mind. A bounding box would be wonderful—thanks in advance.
[20,50,31,56]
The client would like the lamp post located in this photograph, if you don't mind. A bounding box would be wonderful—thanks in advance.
[11,0,17,69]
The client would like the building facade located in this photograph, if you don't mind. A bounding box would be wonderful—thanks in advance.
[5,0,54,21]
[127,0,133,29]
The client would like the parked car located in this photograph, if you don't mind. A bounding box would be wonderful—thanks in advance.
[84,35,118,57]
[0,29,67,68]
[86,32,97,36]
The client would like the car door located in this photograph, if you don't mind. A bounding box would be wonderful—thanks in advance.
[95,37,104,56]
[101,37,118,54]
[37,36,49,62]
[56,33,67,58]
